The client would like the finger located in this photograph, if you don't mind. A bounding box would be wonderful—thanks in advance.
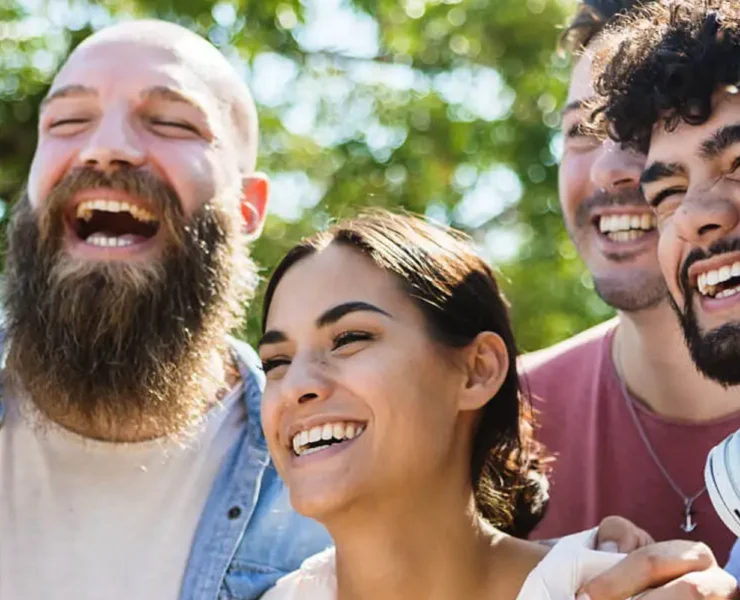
[578,541,716,600]
[633,567,739,600]
[596,516,637,552]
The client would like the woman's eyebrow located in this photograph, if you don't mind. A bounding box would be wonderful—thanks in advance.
[315,301,392,328]
[257,330,287,349]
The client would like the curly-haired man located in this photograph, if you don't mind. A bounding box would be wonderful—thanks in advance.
[522,0,740,562]
[591,0,740,578]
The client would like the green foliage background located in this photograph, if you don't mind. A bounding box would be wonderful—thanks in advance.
[0,0,614,352]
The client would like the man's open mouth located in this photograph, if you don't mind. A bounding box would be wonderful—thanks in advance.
[596,213,656,242]
[695,260,740,300]
[71,199,160,247]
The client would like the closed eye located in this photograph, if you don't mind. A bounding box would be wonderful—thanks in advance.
[49,118,90,129]
[149,119,200,136]
[647,187,685,208]
[331,330,375,351]
[261,357,291,374]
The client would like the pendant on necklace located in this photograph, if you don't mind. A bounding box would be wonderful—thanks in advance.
[681,499,697,533]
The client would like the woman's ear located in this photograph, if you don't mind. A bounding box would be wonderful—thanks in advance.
[458,331,510,412]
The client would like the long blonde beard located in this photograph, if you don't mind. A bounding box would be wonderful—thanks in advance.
[4,185,256,442]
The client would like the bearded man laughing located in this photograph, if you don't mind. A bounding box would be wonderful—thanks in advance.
[0,19,330,600]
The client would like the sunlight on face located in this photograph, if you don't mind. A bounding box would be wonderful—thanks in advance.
[558,44,665,311]
[259,243,468,521]
[644,90,740,383]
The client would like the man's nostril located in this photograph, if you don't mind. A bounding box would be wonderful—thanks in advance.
[298,392,318,404]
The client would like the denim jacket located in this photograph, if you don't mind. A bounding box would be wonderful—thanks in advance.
[178,337,333,599]
[0,335,330,599]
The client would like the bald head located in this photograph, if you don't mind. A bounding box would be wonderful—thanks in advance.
[52,19,258,173]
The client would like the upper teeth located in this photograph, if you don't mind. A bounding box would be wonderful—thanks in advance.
[697,261,740,296]
[75,200,157,223]
[291,421,365,456]
[599,214,656,233]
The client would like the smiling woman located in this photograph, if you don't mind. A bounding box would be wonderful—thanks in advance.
[257,210,625,600]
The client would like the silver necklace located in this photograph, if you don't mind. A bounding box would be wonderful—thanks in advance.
[614,334,706,533]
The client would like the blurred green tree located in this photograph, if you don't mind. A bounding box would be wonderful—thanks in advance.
[0,0,614,351]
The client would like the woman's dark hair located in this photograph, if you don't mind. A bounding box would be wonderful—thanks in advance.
[591,1,740,153]
[262,210,549,532]
[561,0,650,53]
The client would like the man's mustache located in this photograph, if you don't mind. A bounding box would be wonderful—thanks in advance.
[679,237,740,298]
[574,188,648,228]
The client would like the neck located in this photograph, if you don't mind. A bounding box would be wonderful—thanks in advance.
[615,302,740,421]
[25,348,238,443]
[327,490,542,600]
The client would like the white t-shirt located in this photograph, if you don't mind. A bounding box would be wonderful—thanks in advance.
[261,529,625,600]
[0,383,245,600]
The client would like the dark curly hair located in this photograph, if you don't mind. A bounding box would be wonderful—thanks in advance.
[262,210,551,535]
[591,1,740,153]
[561,0,651,53]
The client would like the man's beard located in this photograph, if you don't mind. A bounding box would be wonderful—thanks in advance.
[571,188,667,312]
[671,238,740,386]
[3,167,256,439]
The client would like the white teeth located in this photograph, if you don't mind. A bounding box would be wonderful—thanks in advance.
[599,213,657,234]
[75,199,158,224]
[291,421,366,456]
[696,261,740,297]
[85,233,135,248]
[716,286,740,299]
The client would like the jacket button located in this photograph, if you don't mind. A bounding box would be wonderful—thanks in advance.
[228,506,242,520]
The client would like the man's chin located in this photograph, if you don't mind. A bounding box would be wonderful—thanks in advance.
[677,302,740,386]
[591,269,668,312]
[689,324,740,386]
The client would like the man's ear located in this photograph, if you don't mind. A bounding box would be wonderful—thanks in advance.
[240,172,269,239]
[458,331,510,412]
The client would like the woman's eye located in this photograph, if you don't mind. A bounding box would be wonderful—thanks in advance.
[331,331,375,351]
[261,357,291,374]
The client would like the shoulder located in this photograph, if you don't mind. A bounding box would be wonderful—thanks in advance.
[261,548,337,600]
[228,335,265,390]
[519,318,617,379]
[517,530,624,599]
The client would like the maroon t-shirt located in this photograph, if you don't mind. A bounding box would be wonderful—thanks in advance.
[521,319,740,563]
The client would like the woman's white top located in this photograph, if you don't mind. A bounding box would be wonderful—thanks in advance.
[261,528,624,600]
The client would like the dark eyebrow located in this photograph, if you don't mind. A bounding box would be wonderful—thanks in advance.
[40,84,97,111]
[257,301,392,349]
[561,99,588,118]
[316,301,392,328]
[640,161,686,186]
[257,330,287,349]
[700,124,740,160]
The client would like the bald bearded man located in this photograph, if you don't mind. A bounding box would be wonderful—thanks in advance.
[0,20,330,600]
